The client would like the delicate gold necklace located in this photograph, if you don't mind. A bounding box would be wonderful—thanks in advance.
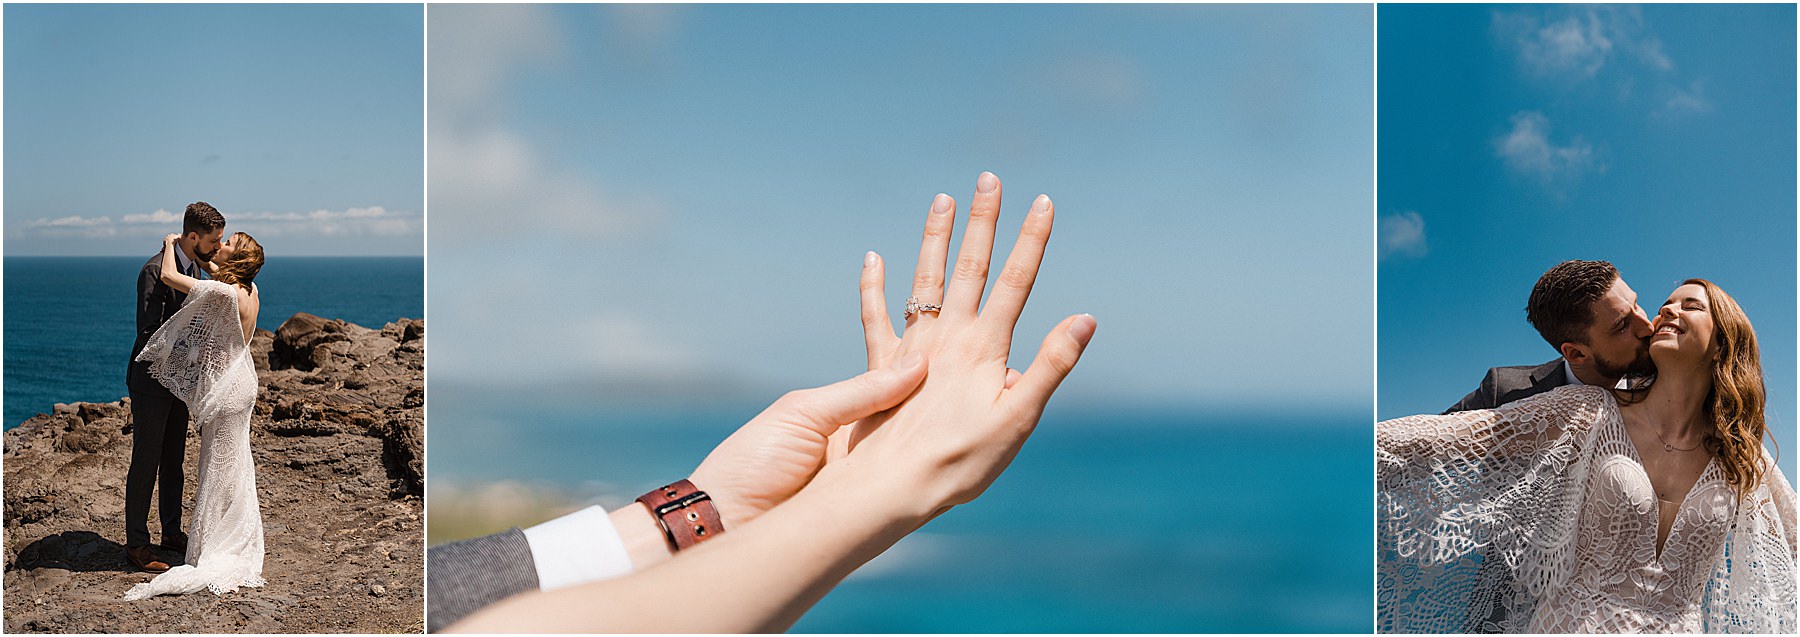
[1651,424,1704,453]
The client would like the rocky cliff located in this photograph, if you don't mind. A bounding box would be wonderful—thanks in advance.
[3,313,424,633]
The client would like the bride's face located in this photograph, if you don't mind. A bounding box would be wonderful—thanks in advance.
[1648,283,1716,368]
[215,233,240,262]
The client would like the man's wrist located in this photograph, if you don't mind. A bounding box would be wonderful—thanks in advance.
[684,475,750,530]
[635,479,725,551]
[608,502,674,569]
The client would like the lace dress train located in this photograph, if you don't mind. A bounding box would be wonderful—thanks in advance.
[124,280,265,599]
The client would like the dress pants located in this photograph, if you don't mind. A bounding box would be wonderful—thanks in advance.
[125,391,189,547]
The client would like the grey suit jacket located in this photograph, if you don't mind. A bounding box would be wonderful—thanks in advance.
[427,528,540,632]
[1443,358,1568,414]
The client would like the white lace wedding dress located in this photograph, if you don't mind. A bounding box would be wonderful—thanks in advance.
[1378,385,1796,633]
[124,279,265,600]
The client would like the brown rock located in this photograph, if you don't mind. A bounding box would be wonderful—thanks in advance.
[270,312,349,372]
[4,314,423,633]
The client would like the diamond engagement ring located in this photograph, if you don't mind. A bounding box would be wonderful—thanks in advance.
[904,297,942,319]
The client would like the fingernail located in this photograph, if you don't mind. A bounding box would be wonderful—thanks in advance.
[931,193,951,214]
[1032,194,1051,213]
[864,251,878,268]
[977,171,998,193]
[895,351,926,371]
[1067,314,1097,347]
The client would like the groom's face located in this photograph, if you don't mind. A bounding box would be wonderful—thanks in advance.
[1576,278,1655,379]
[187,228,226,263]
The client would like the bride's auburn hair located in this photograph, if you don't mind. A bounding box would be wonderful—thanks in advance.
[1689,278,1770,499]
[212,233,263,290]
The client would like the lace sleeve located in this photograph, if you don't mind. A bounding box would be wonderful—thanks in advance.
[1702,449,1798,633]
[1378,384,1608,463]
[133,280,245,406]
[1770,459,1797,556]
[1378,385,1611,633]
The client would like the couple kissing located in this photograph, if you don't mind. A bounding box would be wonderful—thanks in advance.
[122,201,268,600]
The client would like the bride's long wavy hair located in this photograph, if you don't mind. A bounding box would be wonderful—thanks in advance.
[212,233,263,290]
[1691,278,1771,498]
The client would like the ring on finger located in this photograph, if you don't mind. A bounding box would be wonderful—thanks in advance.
[904,297,942,320]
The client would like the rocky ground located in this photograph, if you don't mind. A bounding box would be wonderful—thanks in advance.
[3,313,424,633]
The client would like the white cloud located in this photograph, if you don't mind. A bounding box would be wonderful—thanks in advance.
[1657,80,1714,119]
[427,3,563,124]
[1510,12,1613,78]
[1495,111,1597,185]
[575,312,701,376]
[120,209,180,224]
[17,206,417,241]
[1378,211,1427,262]
[1496,6,1671,80]
[231,206,421,238]
[425,4,682,385]
[428,128,662,251]
[27,215,113,228]
[428,4,668,252]
[21,215,119,239]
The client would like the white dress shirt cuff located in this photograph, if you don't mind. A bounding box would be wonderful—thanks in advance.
[520,505,633,591]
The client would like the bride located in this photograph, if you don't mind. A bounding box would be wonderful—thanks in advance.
[124,231,267,600]
[1378,279,1795,633]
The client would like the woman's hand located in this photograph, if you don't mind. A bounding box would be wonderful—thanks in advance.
[687,353,927,530]
[158,233,199,294]
[828,171,1094,520]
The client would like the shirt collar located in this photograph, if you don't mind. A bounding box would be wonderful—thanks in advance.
[173,244,194,273]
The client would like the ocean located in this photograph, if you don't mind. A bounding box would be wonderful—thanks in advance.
[428,396,1374,633]
[3,256,423,428]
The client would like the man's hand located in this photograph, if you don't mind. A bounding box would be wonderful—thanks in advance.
[687,352,927,529]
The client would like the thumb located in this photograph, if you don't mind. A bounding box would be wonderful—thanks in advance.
[775,351,927,436]
[1006,313,1096,410]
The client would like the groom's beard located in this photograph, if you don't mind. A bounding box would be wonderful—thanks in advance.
[195,247,218,263]
[1596,340,1655,380]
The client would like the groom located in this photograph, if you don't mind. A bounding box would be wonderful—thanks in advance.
[1445,259,1655,413]
[124,201,226,572]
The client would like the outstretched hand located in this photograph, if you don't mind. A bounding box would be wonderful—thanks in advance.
[829,171,1094,518]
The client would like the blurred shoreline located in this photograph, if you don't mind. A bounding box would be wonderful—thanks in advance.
[426,481,624,546]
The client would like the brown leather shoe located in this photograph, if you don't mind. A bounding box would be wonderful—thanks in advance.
[160,531,188,555]
[126,545,170,573]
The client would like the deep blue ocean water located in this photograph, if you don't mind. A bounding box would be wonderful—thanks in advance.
[429,393,1374,633]
[4,256,423,428]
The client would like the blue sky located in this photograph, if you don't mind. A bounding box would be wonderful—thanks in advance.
[4,3,423,256]
[427,4,1374,412]
[1377,4,1796,474]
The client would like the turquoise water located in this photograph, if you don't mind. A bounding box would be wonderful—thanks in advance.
[3,256,423,428]
[429,393,1374,633]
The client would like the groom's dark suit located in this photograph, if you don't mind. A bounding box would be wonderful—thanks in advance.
[1443,358,1568,414]
[125,247,200,548]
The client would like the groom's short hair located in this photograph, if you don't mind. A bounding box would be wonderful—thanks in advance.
[1526,260,1619,349]
[183,202,226,236]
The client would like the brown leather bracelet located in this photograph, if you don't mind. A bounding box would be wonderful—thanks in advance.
[635,479,724,551]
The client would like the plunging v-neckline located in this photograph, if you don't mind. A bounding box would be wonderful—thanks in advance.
[1610,411,1718,561]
